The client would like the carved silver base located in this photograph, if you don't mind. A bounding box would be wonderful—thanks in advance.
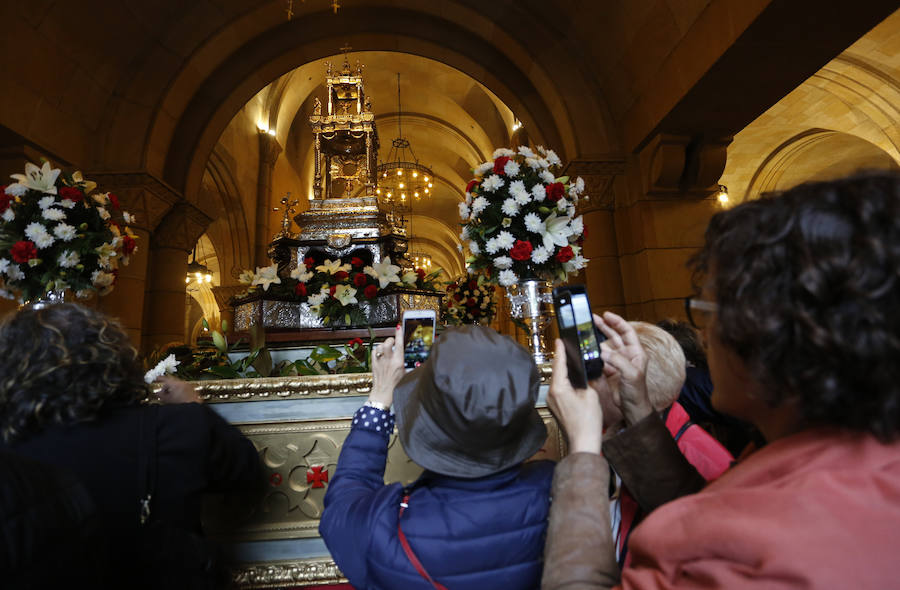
[506,279,555,364]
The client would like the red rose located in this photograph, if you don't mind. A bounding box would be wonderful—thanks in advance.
[334,270,349,281]
[493,156,510,175]
[509,240,533,261]
[10,240,37,263]
[453,292,463,302]
[353,273,367,287]
[555,245,574,263]
[468,279,478,290]
[121,235,137,256]
[107,192,121,210]
[58,186,84,202]
[0,193,12,213]
[347,337,364,349]
[466,298,477,307]
[416,268,426,280]
[329,285,337,296]
[546,182,565,202]
[304,256,315,269]
[465,179,480,193]
[295,283,308,296]
[350,256,364,268]
[364,284,378,299]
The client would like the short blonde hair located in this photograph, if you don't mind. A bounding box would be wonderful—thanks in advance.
[631,321,686,411]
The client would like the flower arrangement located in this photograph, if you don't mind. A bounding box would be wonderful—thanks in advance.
[0,161,137,302]
[443,274,497,325]
[459,146,588,286]
[235,254,443,325]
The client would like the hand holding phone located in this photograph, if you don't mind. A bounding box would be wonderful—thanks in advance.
[553,286,606,389]
[401,310,437,370]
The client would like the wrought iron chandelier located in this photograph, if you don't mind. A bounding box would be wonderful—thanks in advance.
[185,245,212,285]
[376,73,434,215]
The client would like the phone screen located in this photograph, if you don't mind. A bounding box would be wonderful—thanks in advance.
[403,316,435,369]
[571,291,602,363]
[556,297,588,389]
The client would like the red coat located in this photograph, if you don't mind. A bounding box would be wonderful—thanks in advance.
[616,402,733,566]
[622,428,900,589]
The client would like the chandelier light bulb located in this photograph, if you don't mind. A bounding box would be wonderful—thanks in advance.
[428,182,433,188]
[424,188,429,194]
[412,171,418,178]
[398,182,405,188]
[397,169,403,176]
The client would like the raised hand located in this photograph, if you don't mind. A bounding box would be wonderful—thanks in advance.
[155,375,201,404]
[592,311,653,426]
[369,325,405,408]
[548,338,603,455]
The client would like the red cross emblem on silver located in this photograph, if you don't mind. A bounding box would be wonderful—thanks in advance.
[306,465,329,488]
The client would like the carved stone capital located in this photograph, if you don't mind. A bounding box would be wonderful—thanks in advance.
[151,202,213,252]
[258,133,283,166]
[563,158,625,212]
[638,134,732,198]
[89,171,182,232]
[211,285,247,311]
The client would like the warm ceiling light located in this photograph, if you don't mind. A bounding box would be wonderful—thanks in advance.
[398,182,405,189]
[397,169,403,176]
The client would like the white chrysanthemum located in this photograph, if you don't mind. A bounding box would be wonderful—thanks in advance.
[308,292,328,306]
[504,160,520,177]
[518,146,536,158]
[537,145,547,156]
[7,265,24,281]
[501,198,520,216]
[481,174,505,192]
[545,149,561,167]
[24,222,48,242]
[2,209,15,222]
[531,246,550,264]
[0,259,8,274]
[38,196,56,209]
[524,212,545,234]
[509,180,529,203]
[498,269,519,287]
[32,232,55,250]
[494,231,515,250]
[531,184,546,201]
[567,204,576,217]
[42,208,65,221]
[458,201,470,220]
[540,170,555,184]
[53,223,76,241]
[238,269,255,285]
[460,226,469,241]
[564,254,588,273]
[493,256,512,270]
[457,243,463,253]
[58,251,80,268]
[474,162,494,176]
[470,196,489,216]
[60,199,76,209]
[525,157,541,170]
[5,183,26,197]
[468,240,481,255]
[570,215,584,236]
[97,206,111,221]
[485,236,501,255]
[492,148,515,159]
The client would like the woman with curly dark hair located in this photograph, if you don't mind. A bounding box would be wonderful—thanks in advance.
[543,172,900,590]
[0,304,261,589]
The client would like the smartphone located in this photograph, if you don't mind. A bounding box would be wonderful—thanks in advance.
[402,309,437,369]
[553,285,606,389]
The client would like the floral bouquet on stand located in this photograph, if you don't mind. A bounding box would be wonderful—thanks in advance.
[458,145,588,286]
[236,255,443,326]
[0,161,137,303]
[443,274,496,326]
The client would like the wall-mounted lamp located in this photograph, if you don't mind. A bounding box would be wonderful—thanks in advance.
[716,184,729,205]
[512,119,523,132]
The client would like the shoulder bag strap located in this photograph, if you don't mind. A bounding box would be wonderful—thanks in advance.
[397,493,448,590]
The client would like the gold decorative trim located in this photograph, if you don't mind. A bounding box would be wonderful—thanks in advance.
[232,559,346,588]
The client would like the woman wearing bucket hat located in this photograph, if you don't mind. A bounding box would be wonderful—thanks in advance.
[320,324,554,589]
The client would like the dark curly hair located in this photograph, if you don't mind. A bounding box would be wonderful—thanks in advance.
[0,304,147,442]
[689,172,900,441]
[657,319,707,370]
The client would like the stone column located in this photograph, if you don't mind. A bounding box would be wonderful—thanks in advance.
[142,202,213,352]
[85,172,181,347]
[614,135,730,321]
[255,132,283,268]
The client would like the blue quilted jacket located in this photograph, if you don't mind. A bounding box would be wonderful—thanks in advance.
[320,427,554,590]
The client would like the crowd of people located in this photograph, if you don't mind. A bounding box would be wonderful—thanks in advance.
[3,171,900,589]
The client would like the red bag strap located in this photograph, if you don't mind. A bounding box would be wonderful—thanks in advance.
[398,494,449,590]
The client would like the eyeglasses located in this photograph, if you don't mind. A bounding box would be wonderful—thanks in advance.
[685,297,719,330]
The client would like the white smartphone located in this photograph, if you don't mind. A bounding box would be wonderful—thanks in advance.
[401,309,437,369]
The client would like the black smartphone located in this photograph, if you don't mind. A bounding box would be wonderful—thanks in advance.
[402,310,436,369]
[553,285,606,389]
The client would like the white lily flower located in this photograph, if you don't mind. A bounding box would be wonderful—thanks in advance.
[71,171,97,194]
[333,284,358,306]
[96,206,110,221]
[91,269,115,288]
[290,266,314,282]
[251,264,281,291]
[402,271,419,285]
[10,161,60,195]
[563,254,588,273]
[92,192,110,206]
[316,259,351,274]
[366,256,401,288]
[541,212,573,251]
[308,292,328,306]
[238,269,255,285]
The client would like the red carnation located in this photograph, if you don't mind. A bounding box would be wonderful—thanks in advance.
[466,298,477,307]
[347,337,364,349]
[353,273,368,287]
[58,186,84,202]
[295,283,308,297]
[10,241,37,263]
[453,292,463,302]
[555,245,574,263]
[350,256,364,268]
[546,182,565,202]
[329,285,337,296]
[465,179,480,193]
[493,156,511,175]
[107,192,121,210]
[509,240,533,261]
[121,235,137,256]
[0,193,12,213]
[364,284,378,299]
[334,270,349,281]
[468,279,478,290]
[416,268,426,280]
[304,256,315,269]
